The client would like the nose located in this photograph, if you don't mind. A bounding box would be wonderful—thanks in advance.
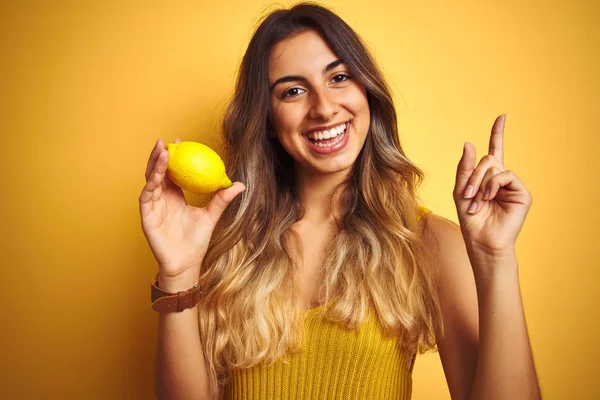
[308,88,338,121]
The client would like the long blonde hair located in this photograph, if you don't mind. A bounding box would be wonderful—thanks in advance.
[198,3,442,398]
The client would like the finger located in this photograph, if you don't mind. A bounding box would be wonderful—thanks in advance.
[175,137,182,144]
[153,148,169,179]
[467,169,502,214]
[462,154,504,199]
[139,168,165,217]
[488,114,505,166]
[467,189,485,215]
[482,170,530,202]
[206,182,246,223]
[481,166,502,200]
[145,139,164,182]
[144,150,169,195]
[453,142,477,201]
[484,171,503,202]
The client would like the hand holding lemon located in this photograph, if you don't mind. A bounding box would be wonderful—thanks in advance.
[139,138,245,292]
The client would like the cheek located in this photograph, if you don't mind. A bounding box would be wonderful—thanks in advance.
[341,86,369,114]
[271,106,302,151]
[355,92,370,113]
[272,103,307,132]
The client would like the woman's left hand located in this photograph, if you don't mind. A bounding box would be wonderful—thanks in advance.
[453,114,533,260]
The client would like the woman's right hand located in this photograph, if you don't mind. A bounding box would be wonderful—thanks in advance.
[139,138,245,289]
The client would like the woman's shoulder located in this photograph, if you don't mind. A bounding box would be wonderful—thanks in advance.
[416,205,432,223]
[416,204,456,225]
[415,207,466,263]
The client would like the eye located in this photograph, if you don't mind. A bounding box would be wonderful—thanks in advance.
[281,87,306,99]
[332,73,351,83]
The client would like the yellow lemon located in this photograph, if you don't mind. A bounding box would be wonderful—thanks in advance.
[166,141,232,194]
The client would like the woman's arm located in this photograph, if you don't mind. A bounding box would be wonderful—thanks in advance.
[419,214,541,400]
[431,114,541,399]
[139,139,245,399]
[156,276,211,400]
[469,251,539,399]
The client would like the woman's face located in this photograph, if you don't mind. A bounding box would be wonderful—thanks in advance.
[268,29,370,176]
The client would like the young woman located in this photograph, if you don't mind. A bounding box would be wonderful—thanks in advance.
[140,3,541,399]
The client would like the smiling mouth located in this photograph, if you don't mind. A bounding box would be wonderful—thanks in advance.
[306,121,349,147]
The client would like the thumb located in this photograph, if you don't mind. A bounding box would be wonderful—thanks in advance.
[206,182,246,222]
[453,142,476,201]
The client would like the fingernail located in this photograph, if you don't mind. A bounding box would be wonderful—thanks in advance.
[463,185,475,198]
[468,200,478,213]
[483,189,490,200]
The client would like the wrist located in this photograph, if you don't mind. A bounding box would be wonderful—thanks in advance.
[157,270,199,293]
[469,252,519,286]
[464,240,516,266]
[151,272,202,313]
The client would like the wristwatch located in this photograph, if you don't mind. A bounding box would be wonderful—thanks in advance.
[150,273,202,313]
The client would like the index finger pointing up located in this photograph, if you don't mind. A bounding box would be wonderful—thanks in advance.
[489,114,506,165]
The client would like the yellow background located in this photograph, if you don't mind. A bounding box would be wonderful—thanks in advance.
[1,0,598,398]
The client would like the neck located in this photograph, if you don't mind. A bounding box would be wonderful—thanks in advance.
[295,165,351,222]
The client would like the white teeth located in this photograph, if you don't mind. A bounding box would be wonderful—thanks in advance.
[307,122,347,143]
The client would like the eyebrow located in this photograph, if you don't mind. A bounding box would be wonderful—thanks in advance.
[269,59,345,92]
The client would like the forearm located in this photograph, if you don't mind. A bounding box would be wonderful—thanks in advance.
[470,254,541,400]
[156,276,211,400]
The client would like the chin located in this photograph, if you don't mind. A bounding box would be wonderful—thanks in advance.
[310,153,360,176]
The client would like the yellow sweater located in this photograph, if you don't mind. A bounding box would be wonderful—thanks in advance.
[222,207,431,400]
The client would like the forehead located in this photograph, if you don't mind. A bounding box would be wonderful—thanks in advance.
[268,30,339,78]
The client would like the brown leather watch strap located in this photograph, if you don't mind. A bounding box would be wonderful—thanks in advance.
[150,274,202,313]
